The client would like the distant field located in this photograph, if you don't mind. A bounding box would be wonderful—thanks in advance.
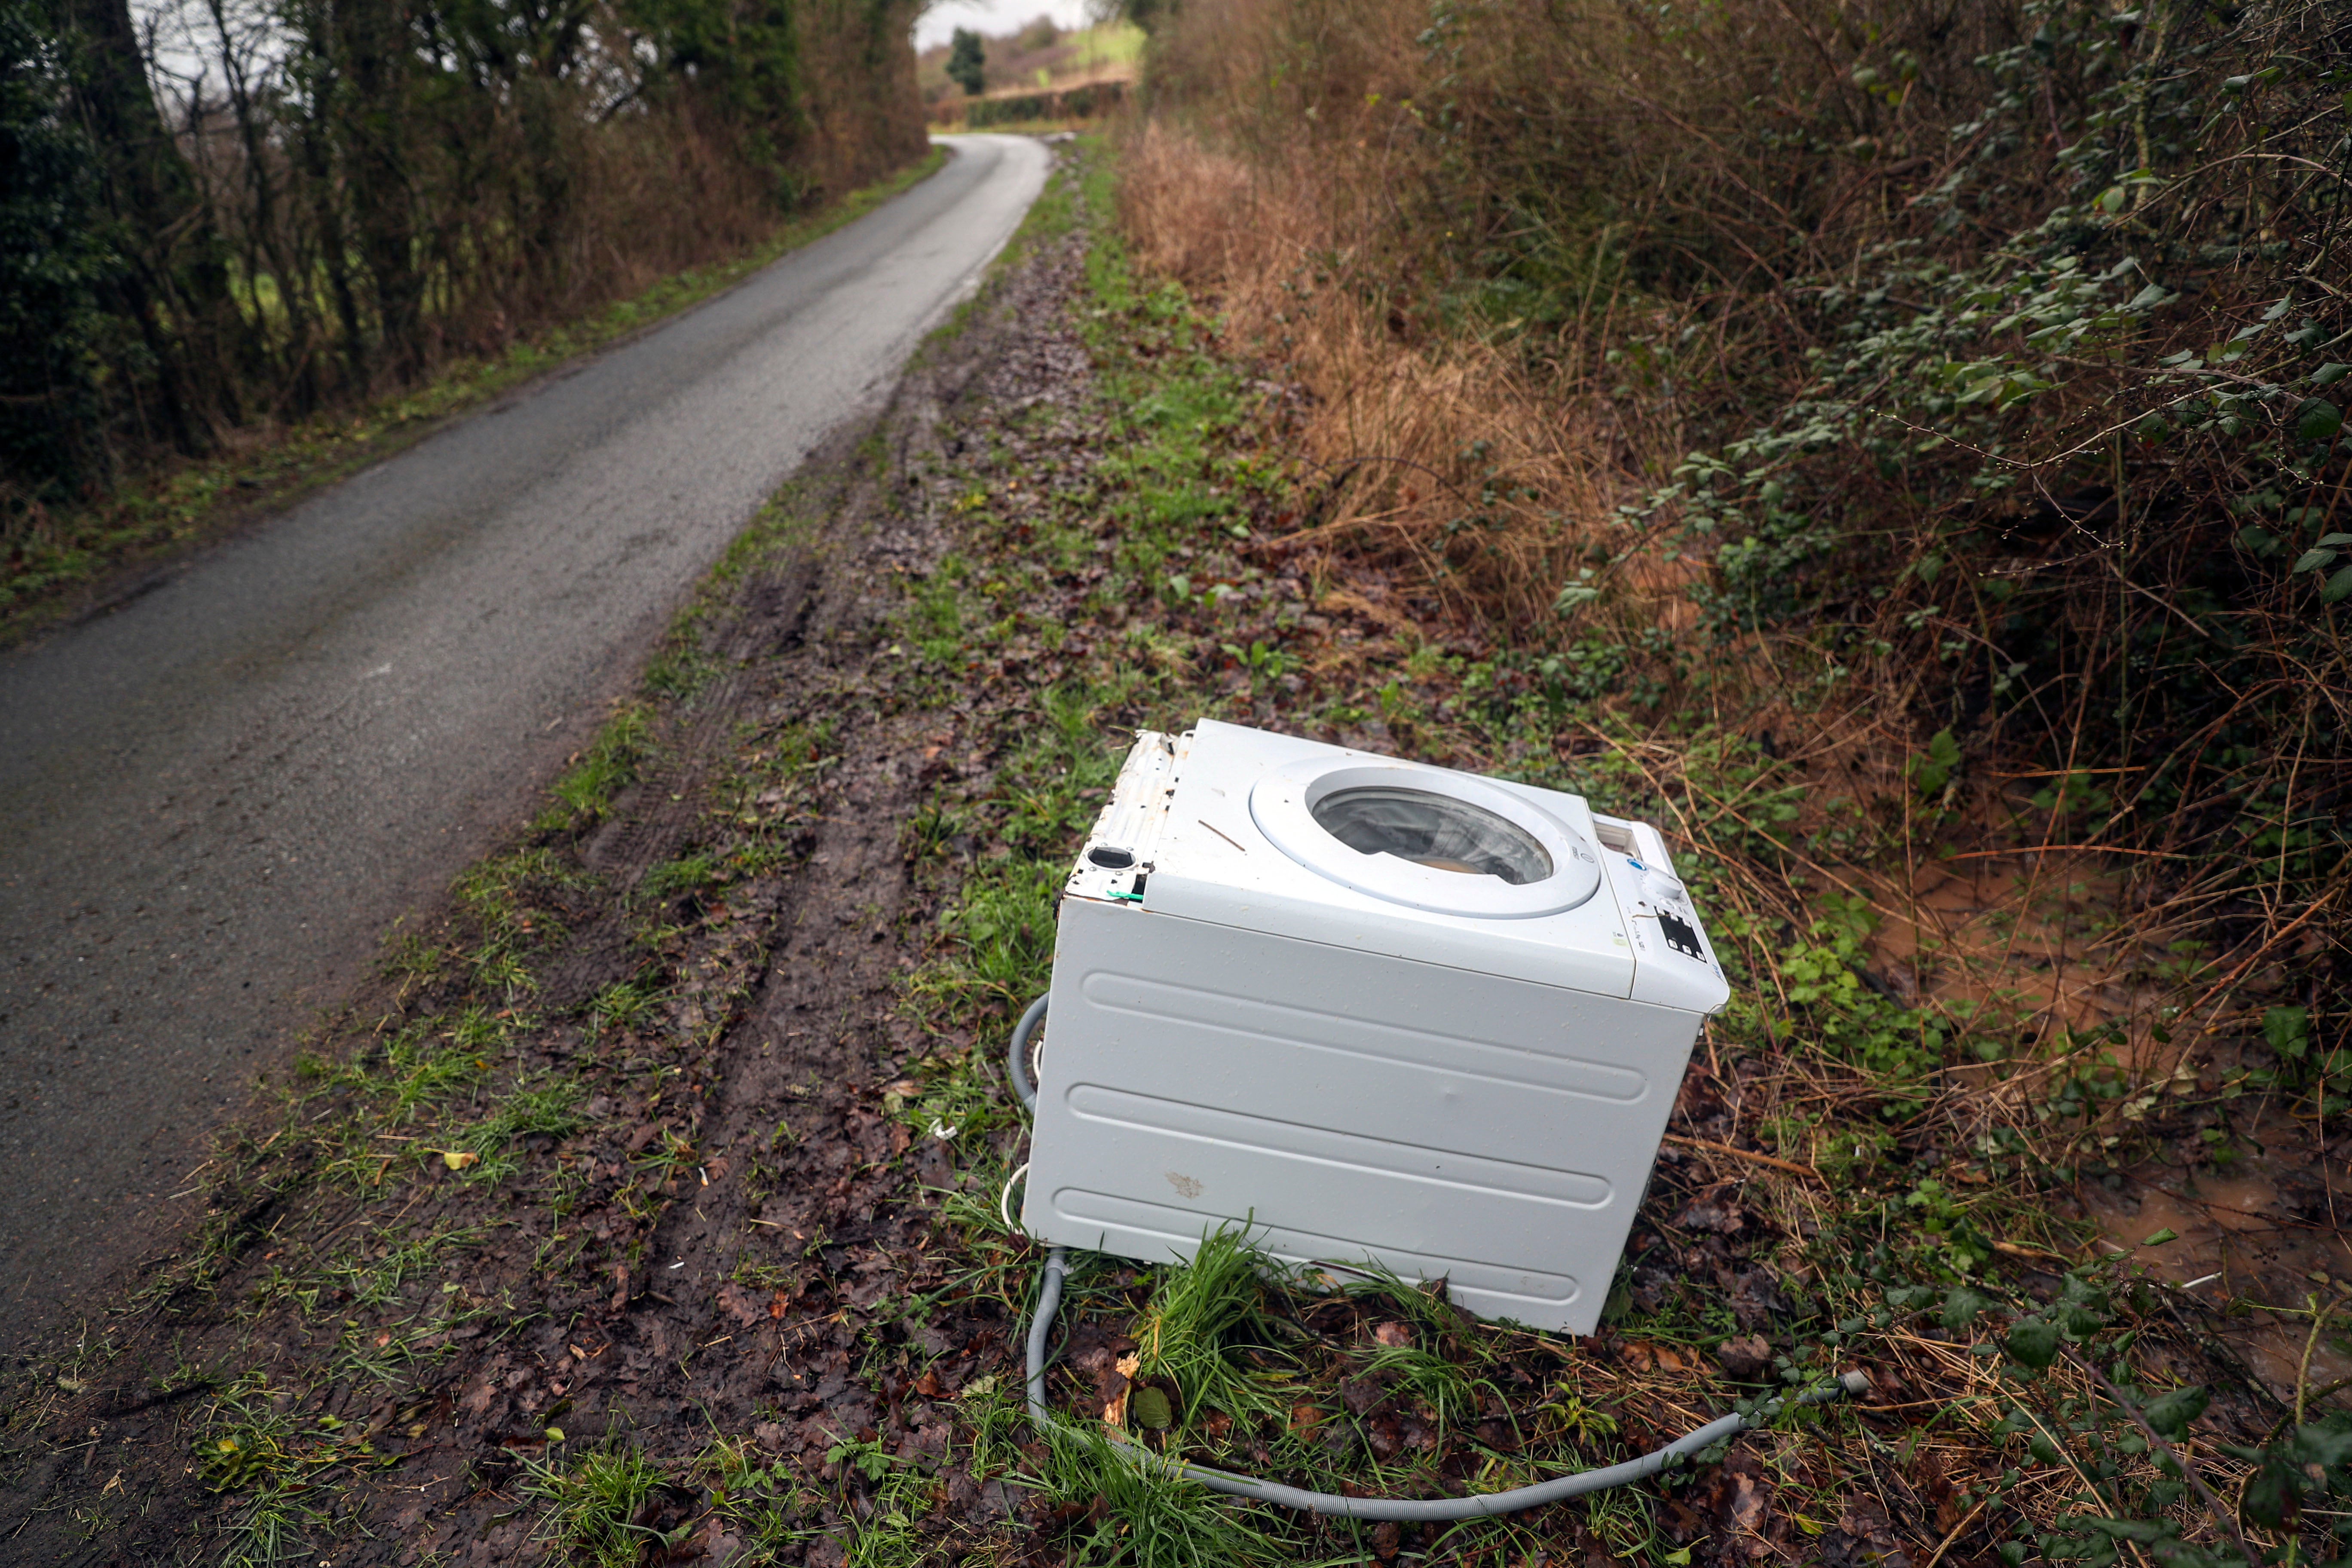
[917,19,1143,115]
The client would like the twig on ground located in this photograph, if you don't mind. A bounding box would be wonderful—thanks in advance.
[1660,1133,1823,1182]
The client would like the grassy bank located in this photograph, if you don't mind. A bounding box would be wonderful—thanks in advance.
[1115,0,2349,1085]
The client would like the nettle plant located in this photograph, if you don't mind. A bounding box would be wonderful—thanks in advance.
[1873,1271,2352,1568]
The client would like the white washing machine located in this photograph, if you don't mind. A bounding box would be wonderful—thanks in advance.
[1020,719,1727,1335]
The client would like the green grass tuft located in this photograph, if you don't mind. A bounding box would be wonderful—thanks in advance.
[520,1439,669,1567]
[1136,1227,1294,1429]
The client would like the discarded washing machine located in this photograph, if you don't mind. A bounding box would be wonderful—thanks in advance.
[1019,719,1728,1335]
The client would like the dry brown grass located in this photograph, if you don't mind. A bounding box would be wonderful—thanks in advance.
[1110,0,2028,633]
[1120,113,1636,631]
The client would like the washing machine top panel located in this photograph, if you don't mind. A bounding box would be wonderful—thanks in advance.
[1089,720,1685,999]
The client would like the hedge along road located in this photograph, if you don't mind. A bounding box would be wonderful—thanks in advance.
[0,134,1050,1341]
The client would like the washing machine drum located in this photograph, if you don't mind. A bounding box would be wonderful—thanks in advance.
[1251,757,1603,918]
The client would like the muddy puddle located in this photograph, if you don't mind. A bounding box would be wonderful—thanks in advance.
[1870,852,2138,1029]
[2086,1110,2352,1403]
[1856,843,2351,1413]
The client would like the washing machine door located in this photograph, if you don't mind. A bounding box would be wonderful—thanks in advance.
[1250,757,1604,917]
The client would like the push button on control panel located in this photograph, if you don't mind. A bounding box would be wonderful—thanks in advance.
[1657,910,1706,960]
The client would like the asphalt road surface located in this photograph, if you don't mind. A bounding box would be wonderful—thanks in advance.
[0,135,1050,1340]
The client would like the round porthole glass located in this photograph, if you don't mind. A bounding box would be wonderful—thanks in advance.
[1310,786,1553,885]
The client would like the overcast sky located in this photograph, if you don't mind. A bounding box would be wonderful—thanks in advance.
[913,0,1096,51]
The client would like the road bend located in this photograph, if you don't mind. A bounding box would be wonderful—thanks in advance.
[0,135,1049,1339]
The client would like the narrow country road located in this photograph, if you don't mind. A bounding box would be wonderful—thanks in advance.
[0,135,1049,1341]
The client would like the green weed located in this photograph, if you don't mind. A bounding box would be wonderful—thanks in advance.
[521,1439,669,1568]
[588,978,663,1035]
[1135,1228,1293,1429]
[1029,1421,1283,1568]
[198,1375,337,1568]
[638,853,722,902]
[543,706,653,830]
[911,859,1065,1022]
[327,1225,482,1312]
[885,1047,1019,1163]
[441,1080,584,1182]
[699,1436,822,1561]
[632,1127,700,1186]
[833,1440,953,1568]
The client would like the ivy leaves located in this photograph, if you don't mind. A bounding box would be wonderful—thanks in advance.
[2006,1315,2063,1369]
[2293,398,2344,444]
[1911,729,1963,798]
[1625,0,2350,655]
[2290,532,2352,603]
[2139,1384,2212,1441]
[2238,1425,2352,1531]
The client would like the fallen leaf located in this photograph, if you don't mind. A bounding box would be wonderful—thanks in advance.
[440,1149,479,1171]
[715,1281,765,1325]
[1716,1334,1774,1381]
[1727,1469,1767,1530]
[1673,1191,1747,1233]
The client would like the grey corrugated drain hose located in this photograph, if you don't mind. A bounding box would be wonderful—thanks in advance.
[1025,1246,1866,1520]
[1006,994,1868,1519]
[1007,993,1047,1113]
